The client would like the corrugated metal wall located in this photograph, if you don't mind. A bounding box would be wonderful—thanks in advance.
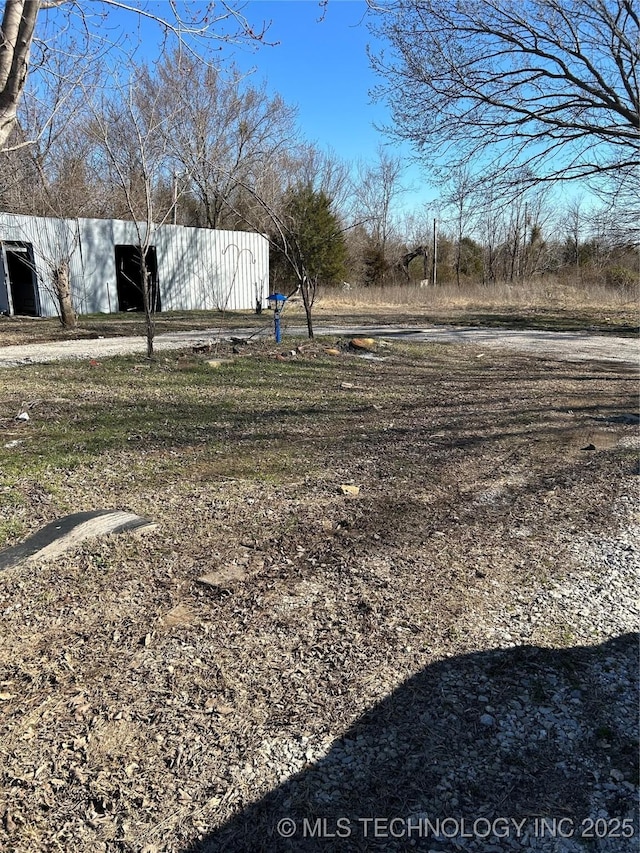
[0,213,269,317]
[0,213,85,316]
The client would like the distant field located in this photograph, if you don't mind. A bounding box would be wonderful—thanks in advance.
[315,277,638,336]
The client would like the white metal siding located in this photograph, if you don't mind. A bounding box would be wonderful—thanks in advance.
[0,213,85,317]
[75,218,117,313]
[0,213,269,317]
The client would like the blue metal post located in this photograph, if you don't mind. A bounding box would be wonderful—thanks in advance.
[268,293,287,343]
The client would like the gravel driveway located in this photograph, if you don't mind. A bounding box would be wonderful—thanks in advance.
[313,325,639,365]
[0,324,638,367]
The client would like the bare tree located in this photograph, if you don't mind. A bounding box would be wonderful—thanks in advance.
[140,51,299,230]
[353,146,405,284]
[87,75,183,357]
[36,220,79,328]
[441,165,476,287]
[0,18,100,211]
[478,189,504,284]
[0,123,42,211]
[368,0,640,196]
[505,196,528,282]
[293,143,353,215]
[0,1,269,151]
[229,176,347,339]
[224,141,354,332]
[0,79,106,327]
[564,196,585,282]
[235,142,353,244]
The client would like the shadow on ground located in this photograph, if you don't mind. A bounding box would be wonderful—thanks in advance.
[184,634,638,852]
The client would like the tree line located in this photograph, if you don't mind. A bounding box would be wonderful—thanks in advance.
[2,49,635,277]
[0,0,637,347]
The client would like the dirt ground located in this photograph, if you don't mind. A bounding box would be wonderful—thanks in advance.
[0,336,638,852]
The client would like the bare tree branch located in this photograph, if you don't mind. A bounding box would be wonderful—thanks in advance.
[368,0,640,197]
[0,0,270,149]
[86,72,186,356]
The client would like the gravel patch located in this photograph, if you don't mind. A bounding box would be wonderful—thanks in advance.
[0,325,637,367]
[0,329,234,367]
[310,326,640,366]
[197,482,639,853]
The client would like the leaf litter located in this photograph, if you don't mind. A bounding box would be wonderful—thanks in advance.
[0,338,637,850]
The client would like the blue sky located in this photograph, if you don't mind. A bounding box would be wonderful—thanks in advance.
[228,1,436,214]
[233,1,387,162]
[38,0,436,217]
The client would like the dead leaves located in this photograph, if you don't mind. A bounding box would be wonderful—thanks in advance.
[197,565,248,589]
[204,697,234,716]
[68,692,91,720]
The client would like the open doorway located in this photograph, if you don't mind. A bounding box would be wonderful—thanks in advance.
[114,245,160,313]
[1,242,40,316]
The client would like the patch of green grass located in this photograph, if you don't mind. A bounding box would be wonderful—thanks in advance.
[0,518,27,547]
[0,488,26,509]
[0,348,380,487]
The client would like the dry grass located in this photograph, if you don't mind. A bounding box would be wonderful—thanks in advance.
[319,275,637,312]
[308,276,639,337]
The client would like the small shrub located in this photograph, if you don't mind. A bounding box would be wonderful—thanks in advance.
[605,265,638,290]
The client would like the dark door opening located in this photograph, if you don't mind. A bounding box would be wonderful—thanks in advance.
[2,242,40,316]
[114,245,160,313]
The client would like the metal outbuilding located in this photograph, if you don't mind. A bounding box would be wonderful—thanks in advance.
[0,213,269,317]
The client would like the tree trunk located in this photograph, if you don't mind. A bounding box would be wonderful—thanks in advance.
[300,275,314,339]
[0,1,40,149]
[140,253,154,358]
[509,231,519,282]
[53,259,76,329]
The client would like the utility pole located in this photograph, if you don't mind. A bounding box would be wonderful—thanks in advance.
[172,172,178,225]
[432,218,438,287]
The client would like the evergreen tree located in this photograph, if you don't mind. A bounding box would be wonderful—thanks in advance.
[284,183,347,287]
[271,182,347,337]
